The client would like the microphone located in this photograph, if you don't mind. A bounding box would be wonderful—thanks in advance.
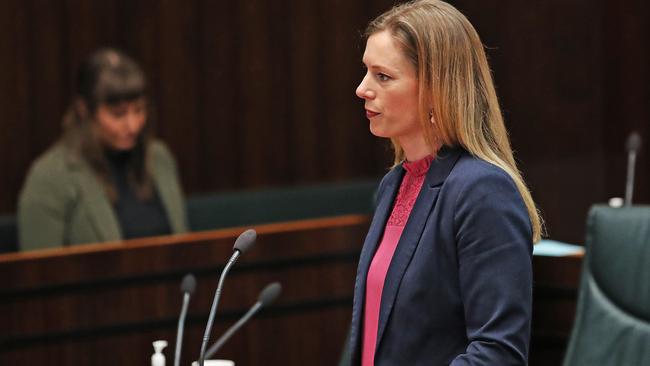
[204,282,282,360]
[198,229,257,366]
[625,132,642,206]
[174,274,197,366]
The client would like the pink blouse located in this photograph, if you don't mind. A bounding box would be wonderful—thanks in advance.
[361,155,433,366]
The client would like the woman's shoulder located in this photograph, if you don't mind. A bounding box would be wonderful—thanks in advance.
[450,152,517,190]
[20,141,76,198]
[148,139,174,161]
[439,151,524,212]
[25,141,74,178]
[147,139,180,175]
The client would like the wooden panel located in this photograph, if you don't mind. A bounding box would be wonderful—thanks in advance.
[0,0,32,213]
[530,254,583,366]
[196,0,242,189]
[601,0,650,206]
[155,1,202,188]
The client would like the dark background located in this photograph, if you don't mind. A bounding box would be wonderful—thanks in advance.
[0,0,648,244]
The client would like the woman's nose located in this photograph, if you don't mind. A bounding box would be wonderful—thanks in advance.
[125,113,141,133]
[356,74,375,100]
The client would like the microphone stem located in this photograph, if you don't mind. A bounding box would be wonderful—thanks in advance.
[625,151,637,206]
[205,302,263,360]
[174,292,190,366]
[198,250,241,366]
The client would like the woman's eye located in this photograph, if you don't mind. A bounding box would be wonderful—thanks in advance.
[376,73,390,82]
[110,109,128,118]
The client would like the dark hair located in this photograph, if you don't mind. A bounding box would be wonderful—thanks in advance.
[75,48,147,111]
[63,48,153,201]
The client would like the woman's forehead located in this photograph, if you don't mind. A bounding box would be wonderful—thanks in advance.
[363,31,413,75]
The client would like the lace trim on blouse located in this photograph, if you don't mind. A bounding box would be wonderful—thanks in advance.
[386,155,433,226]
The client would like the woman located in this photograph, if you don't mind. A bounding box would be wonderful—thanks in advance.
[348,1,542,365]
[18,48,187,251]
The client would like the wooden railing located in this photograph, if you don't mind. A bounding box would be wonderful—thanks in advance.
[0,215,370,366]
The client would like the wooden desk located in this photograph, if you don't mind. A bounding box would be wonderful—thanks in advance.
[530,253,584,365]
[0,215,370,366]
[0,215,583,365]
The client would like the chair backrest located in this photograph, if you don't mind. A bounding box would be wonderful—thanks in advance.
[0,215,18,253]
[186,180,378,232]
[563,205,650,366]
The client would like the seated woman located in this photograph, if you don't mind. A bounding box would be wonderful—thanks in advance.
[18,48,187,251]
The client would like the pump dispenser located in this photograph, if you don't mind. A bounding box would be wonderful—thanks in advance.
[151,340,168,366]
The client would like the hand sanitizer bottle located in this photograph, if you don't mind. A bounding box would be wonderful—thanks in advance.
[151,340,168,366]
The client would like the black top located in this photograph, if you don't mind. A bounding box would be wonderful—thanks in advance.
[105,149,171,240]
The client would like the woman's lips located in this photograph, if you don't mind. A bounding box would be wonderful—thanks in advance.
[366,110,380,118]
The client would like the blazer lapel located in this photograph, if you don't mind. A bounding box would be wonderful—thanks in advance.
[375,146,464,351]
[67,155,121,242]
[151,160,184,233]
[350,167,403,360]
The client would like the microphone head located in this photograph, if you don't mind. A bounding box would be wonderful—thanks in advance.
[233,229,257,254]
[180,273,197,294]
[258,282,282,306]
[626,132,642,152]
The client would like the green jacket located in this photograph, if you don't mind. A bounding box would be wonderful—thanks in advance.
[18,139,187,251]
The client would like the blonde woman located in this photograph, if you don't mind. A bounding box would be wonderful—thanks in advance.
[348,1,542,364]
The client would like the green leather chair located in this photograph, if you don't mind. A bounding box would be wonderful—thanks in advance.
[563,205,650,366]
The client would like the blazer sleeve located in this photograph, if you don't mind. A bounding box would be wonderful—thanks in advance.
[450,170,533,366]
[18,163,71,251]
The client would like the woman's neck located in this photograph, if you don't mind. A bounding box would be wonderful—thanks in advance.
[399,135,439,162]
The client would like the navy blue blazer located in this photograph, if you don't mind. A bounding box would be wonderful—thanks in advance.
[349,146,533,365]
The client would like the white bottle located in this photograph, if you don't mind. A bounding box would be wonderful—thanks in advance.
[151,340,168,366]
[608,197,624,208]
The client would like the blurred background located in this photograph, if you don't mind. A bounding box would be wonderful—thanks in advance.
[0,0,648,243]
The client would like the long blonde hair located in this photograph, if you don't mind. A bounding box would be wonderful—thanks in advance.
[366,0,543,242]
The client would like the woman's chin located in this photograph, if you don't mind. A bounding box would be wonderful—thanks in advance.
[107,141,137,151]
[369,125,390,139]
